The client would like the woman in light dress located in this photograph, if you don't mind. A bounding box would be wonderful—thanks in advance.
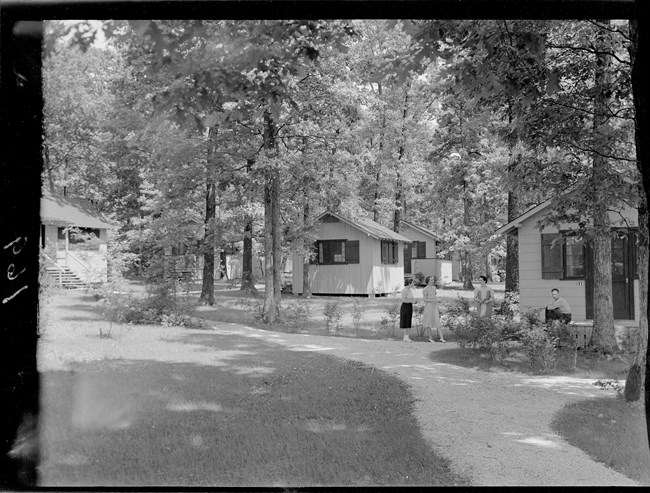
[473,275,494,318]
[422,276,445,343]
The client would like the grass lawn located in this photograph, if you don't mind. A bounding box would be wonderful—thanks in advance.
[551,398,650,485]
[38,291,469,486]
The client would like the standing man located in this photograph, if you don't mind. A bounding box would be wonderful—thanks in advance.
[545,288,572,323]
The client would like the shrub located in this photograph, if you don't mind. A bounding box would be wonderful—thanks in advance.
[519,324,558,373]
[594,379,624,398]
[495,291,519,318]
[385,304,401,336]
[323,301,343,334]
[447,295,472,316]
[284,300,312,331]
[352,298,364,336]
[413,303,425,337]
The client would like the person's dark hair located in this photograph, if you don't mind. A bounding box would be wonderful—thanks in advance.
[405,278,413,286]
[479,275,488,282]
[551,288,560,293]
[425,276,432,284]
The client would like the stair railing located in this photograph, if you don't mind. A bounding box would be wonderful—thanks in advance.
[66,251,92,284]
[41,251,65,288]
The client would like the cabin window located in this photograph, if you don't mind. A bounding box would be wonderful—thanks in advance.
[315,239,359,265]
[541,233,584,279]
[381,240,398,264]
[563,237,585,279]
[58,227,101,251]
[411,241,426,259]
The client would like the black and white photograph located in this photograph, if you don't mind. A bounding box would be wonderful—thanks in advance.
[1,0,649,488]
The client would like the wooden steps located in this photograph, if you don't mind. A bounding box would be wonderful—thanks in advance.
[45,267,85,289]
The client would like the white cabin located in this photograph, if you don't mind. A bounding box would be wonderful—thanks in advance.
[496,199,639,323]
[399,220,460,284]
[40,194,116,284]
[292,211,412,296]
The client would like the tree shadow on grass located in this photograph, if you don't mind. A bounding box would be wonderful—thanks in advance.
[40,330,470,487]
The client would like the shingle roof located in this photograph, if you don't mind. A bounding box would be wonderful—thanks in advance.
[400,220,442,241]
[315,211,412,243]
[40,194,117,229]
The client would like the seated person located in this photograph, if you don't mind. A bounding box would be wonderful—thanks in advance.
[545,288,572,324]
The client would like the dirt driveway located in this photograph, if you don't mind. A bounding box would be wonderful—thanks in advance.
[203,322,644,486]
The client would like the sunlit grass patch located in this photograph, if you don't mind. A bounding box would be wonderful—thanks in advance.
[551,397,650,485]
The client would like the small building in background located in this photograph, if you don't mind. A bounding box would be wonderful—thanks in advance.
[495,198,638,323]
[292,211,412,296]
[399,220,460,284]
[40,194,116,287]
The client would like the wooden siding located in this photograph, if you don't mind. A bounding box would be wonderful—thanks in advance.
[410,259,453,283]
[292,220,405,295]
[517,208,639,322]
[399,225,437,259]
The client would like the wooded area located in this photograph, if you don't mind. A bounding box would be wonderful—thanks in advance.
[44,19,642,344]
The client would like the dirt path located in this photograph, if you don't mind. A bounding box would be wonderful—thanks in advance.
[204,322,643,486]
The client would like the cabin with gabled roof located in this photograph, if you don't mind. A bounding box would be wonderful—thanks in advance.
[495,198,639,324]
[398,220,460,284]
[292,211,412,296]
[40,194,117,287]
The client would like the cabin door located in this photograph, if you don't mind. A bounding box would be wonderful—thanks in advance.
[404,243,412,274]
[585,232,635,320]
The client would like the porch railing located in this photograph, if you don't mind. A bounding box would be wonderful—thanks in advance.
[41,252,65,288]
[66,251,92,284]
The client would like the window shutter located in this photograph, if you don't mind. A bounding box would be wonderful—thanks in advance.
[417,241,426,259]
[541,233,563,279]
[381,241,388,264]
[392,242,398,264]
[346,240,360,264]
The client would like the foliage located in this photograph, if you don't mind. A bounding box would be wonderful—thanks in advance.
[323,301,343,334]
[352,298,365,336]
[495,291,519,318]
[283,299,312,332]
[413,303,426,337]
[98,280,206,329]
[446,295,473,316]
[444,310,572,373]
[594,379,625,398]
[519,325,558,373]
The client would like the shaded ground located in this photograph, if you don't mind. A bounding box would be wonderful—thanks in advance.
[38,291,467,487]
[552,397,650,485]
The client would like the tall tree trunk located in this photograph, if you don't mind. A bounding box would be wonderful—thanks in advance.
[373,82,385,223]
[505,145,520,293]
[302,194,312,297]
[393,82,410,232]
[627,191,648,401]
[241,158,255,291]
[462,173,474,290]
[262,109,281,323]
[241,221,255,291]
[198,127,217,305]
[626,18,649,403]
[590,22,616,352]
[219,249,228,280]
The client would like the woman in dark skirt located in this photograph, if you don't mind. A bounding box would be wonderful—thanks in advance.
[400,278,415,342]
